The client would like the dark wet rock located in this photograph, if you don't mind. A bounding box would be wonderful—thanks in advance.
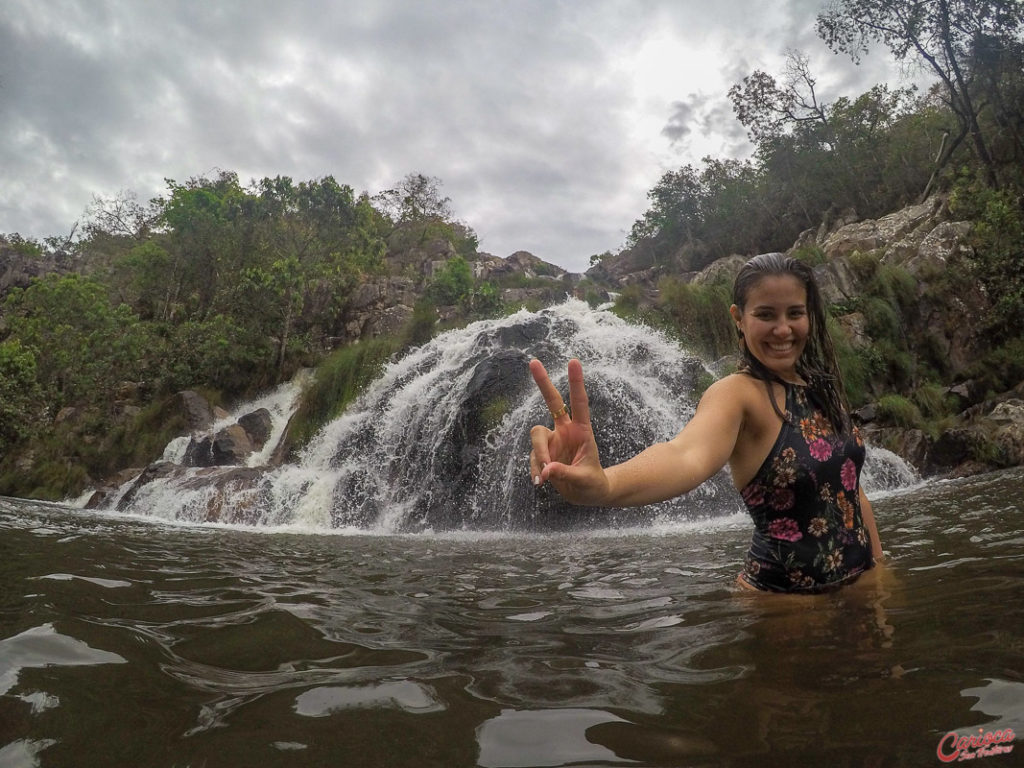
[495,317,549,349]
[184,436,215,467]
[211,425,254,466]
[444,350,534,500]
[853,403,878,424]
[237,409,273,449]
[928,428,973,469]
[116,462,179,510]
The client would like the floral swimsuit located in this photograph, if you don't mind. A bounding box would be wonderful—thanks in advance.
[739,383,875,593]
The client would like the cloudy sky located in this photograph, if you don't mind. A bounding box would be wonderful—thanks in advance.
[1,0,925,272]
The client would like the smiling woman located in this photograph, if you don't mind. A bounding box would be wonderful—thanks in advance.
[529,252,883,593]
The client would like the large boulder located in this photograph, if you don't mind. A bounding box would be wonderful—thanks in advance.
[439,350,534,507]
[210,424,254,465]
[691,254,746,287]
[979,399,1024,466]
[367,305,415,338]
[237,408,273,449]
[813,255,865,304]
[165,390,216,434]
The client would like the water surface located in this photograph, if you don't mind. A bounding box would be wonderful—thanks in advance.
[1,467,1022,767]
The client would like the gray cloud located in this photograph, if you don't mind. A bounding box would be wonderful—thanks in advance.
[662,99,700,143]
[0,0,927,272]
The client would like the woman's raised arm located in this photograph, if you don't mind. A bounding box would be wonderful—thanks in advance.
[529,360,747,507]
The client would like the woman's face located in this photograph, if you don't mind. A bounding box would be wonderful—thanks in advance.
[730,274,809,382]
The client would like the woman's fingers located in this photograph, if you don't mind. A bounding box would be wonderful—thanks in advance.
[529,358,570,422]
[566,358,590,425]
[529,425,552,484]
[529,358,599,494]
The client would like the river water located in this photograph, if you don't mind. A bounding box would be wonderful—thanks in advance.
[2,466,1022,767]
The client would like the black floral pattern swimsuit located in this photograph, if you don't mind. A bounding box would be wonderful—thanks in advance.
[739,383,875,593]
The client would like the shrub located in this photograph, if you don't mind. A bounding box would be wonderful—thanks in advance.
[950,171,1024,333]
[963,338,1024,398]
[428,255,473,305]
[287,337,400,449]
[912,382,956,419]
[829,317,874,407]
[875,394,923,428]
[791,245,828,266]
[654,278,735,360]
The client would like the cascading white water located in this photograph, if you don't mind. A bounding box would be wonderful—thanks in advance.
[109,299,919,531]
[256,299,730,531]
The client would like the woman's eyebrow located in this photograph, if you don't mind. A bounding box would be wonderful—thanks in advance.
[751,302,807,310]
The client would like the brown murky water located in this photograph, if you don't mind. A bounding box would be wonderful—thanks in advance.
[1,467,1022,767]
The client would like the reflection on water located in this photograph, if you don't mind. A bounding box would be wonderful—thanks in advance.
[0,467,1022,767]
[294,681,446,717]
[956,678,1024,734]
[476,709,630,768]
[0,624,126,696]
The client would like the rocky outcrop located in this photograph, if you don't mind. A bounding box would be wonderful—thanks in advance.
[237,408,273,449]
[0,237,76,298]
[113,463,265,522]
[858,383,1024,478]
[337,248,577,344]
[818,197,942,260]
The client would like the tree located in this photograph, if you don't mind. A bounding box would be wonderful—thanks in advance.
[247,176,388,380]
[0,339,43,456]
[2,274,148,409]
[428,255,474,305]
[374,173,454,223]
[373,173,479,256]
[817,0,1024,188]
[158,170,250,321]
[728,50,832,145]
[84,190,158,242]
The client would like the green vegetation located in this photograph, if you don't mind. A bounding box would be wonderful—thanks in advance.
[0,339,43,456]
[286,337,401,450]
[950,172,1024,335]
[827,316,873,408]
[653,279,735,361]
[479,397,512,432]
[875,394,923,429]
[0,170,491,498]
[964,338,1024,401]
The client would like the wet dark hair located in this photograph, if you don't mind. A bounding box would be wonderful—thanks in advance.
[732,252,851,434]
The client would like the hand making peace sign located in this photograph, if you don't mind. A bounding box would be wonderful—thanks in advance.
[528,358,611,506]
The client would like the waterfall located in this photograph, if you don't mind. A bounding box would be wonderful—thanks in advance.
[107,299,918,531]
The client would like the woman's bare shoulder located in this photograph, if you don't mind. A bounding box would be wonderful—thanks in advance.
[704,372,762,398]
[695,373,764,416]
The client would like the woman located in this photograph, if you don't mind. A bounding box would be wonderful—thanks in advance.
[529,252,883,593]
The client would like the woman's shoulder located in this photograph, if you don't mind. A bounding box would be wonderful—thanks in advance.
[708,371,765,395]
[702,372,789,425]
[700,372,769,408]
